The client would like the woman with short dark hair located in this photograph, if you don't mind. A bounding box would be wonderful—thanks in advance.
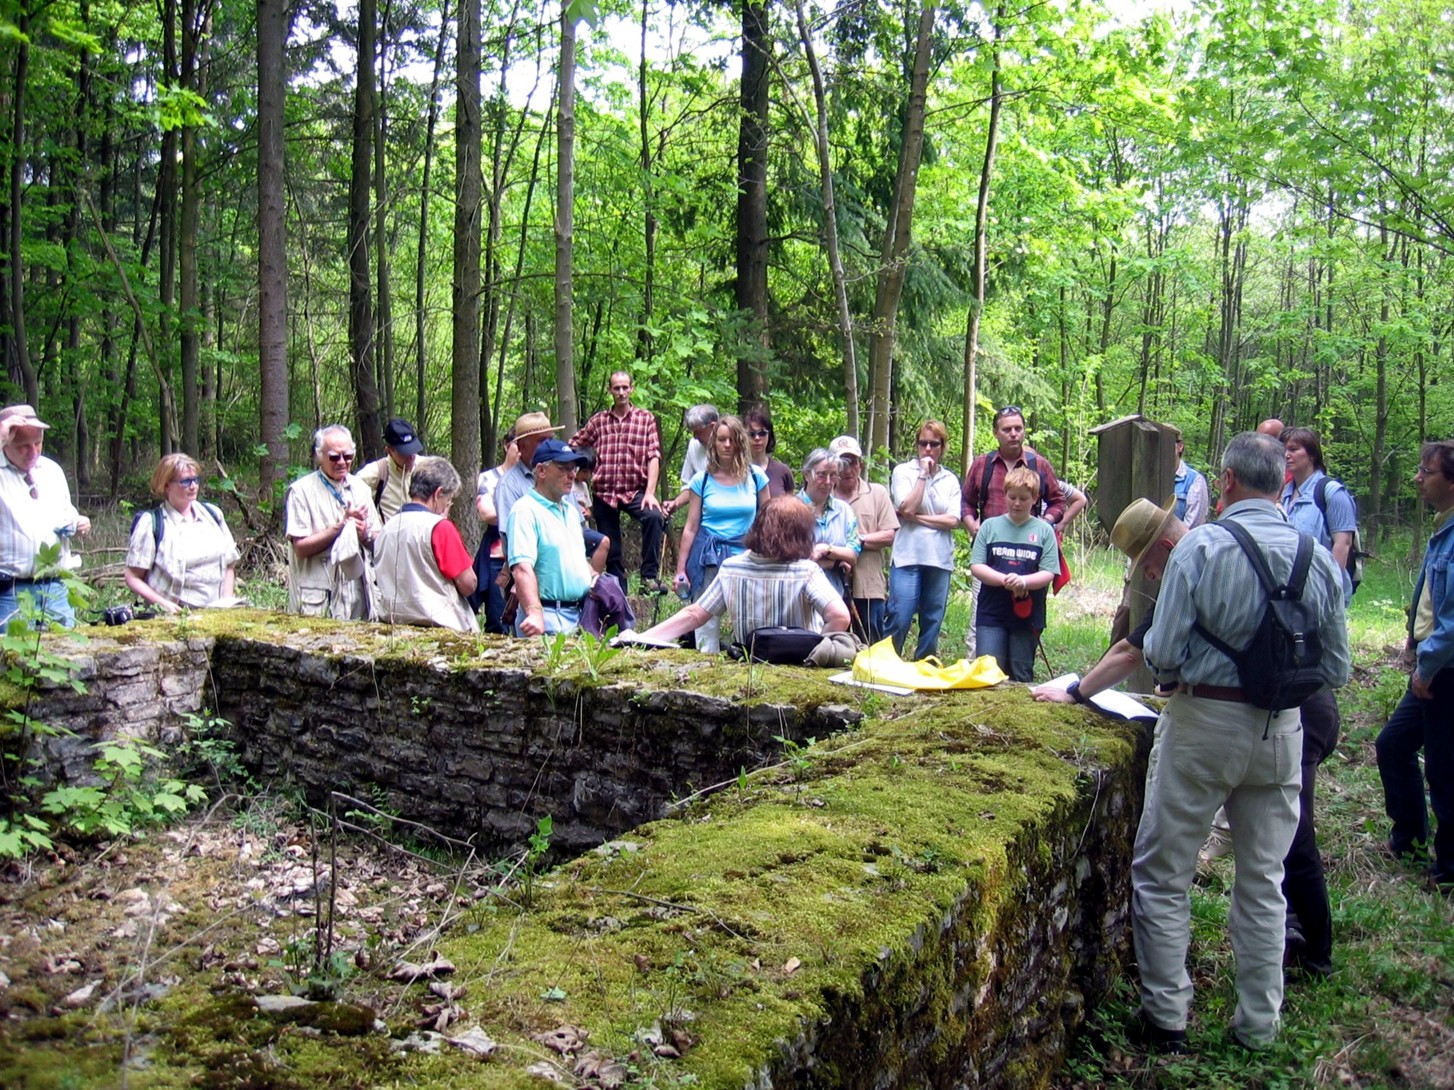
[638,495,849,645]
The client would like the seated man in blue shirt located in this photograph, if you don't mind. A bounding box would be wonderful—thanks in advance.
[507,440,605,637]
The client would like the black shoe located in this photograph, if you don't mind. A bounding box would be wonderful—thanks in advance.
[1289,954,1334,980]
[1127,1008,1189,1055]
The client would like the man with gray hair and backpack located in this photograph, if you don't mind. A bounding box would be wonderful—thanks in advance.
[1130,431,1349,1055]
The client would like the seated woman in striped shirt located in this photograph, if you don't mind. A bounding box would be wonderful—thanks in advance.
[638,495,849,647]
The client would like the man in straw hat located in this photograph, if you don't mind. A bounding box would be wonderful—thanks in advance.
[1118,432,1347,1054]
[0,403,91,627]
[1031,494,1186,709]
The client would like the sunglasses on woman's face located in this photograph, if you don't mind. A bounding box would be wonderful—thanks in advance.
[172,476,201,487]
[917,438,943,449]
[748,429,770,439]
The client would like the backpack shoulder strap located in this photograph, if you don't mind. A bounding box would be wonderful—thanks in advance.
[201,501,224,527]
[1216,518,1278,596]
[151,505,164,548]
[373,458,389,510]
[976,455,993,523]
[1024,449,1049,513]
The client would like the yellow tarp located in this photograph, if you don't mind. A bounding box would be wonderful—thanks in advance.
[850,638,1008,691]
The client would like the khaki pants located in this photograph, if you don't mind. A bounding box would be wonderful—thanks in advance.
[1132,693,1302,1047]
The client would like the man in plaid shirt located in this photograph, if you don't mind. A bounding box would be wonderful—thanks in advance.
[569,371,668,591]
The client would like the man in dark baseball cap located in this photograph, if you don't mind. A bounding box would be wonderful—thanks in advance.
[359,418,425,522]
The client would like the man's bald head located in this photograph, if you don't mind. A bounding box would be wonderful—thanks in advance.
[1256,418,1285,439]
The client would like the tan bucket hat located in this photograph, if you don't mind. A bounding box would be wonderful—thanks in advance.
[1110,496,1179,571]
[511,411,564,443]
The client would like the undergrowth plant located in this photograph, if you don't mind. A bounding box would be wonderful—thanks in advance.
[0,546,208,858]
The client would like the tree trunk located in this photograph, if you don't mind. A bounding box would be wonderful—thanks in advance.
[865,3,936,456]
[635,0,657,366]
[7,18,34,404]
[554,3,579,435]
[452,0,483,544]
[350,0,383,460]
[374,0,395,421]
[960,6,1001,476]
[735,0,770,414]
[794,0,858,438]
[257,0,290,499]
[415,0,450,434]
[179,0,210,456]
[158,0,179,456]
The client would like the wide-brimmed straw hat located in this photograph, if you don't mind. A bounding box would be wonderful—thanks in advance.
[1110,496,1179,572]
[511,411,564,443]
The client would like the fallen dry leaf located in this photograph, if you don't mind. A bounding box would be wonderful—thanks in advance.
[525,1060,568,1082]
[59,981,98,1008]
[574,1050,628,1088]
[782,957,801,975]
[445,1025,496,1057]
[534,1024,588,1054]
[389,953,456,982]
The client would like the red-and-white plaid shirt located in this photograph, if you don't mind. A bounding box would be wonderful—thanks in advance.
[569,405,662,508]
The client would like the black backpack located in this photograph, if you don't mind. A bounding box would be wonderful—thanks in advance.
[1192,520,1326,712]
[729,627,823,665]
[1311,476,1369,595]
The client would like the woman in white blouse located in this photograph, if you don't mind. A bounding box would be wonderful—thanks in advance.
[124,454,240,613]
[887,419,961,660]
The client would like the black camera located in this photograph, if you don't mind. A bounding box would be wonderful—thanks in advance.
[103,605,134,626]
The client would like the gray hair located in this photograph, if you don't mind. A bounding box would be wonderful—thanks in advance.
[801,448,842,478]
[314,424,353,457]
[1222,431,1284,495]
[408,456,462,500]
[684,404,719,430]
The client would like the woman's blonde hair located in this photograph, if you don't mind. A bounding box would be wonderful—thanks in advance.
[150,453,201,498]
[707,415,752,482]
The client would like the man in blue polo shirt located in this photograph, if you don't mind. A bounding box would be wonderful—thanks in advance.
[507,439,599,637]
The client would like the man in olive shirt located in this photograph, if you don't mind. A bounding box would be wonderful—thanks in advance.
[830,435,897,643]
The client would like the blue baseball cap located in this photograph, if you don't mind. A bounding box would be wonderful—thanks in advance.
[531,438,588,468]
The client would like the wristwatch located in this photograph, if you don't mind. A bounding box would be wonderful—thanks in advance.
[1067,680,1088,705]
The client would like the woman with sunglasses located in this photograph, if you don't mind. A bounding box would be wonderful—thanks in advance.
[887,419,961,660]
[124,453,240,613]
[285,424,382,618]
[743,409,797,497]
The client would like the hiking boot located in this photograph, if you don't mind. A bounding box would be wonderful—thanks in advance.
[1127,1009,1189,1055]
[1198,828,1234,863]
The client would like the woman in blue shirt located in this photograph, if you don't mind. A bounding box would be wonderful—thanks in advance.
[1281,426,1356,604]
[674,415,769,651]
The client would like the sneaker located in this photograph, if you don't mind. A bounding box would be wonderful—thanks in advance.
[1127,1008,1189,1055]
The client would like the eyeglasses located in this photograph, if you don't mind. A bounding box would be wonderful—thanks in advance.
[810,470,838,481]
[172,476,201,487]
[747,429,770,439]
[995,406,1023,420]
[916,439,943,449]
[326,451,356,464]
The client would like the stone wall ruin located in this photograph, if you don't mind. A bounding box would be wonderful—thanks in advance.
[14,613,1151,1090]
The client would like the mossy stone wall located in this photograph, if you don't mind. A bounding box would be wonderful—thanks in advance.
[19,613,1152,1089]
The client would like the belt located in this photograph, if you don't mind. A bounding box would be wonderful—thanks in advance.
[1176,683,1246,703]
[0,575,58,594]
[538,598,583,610]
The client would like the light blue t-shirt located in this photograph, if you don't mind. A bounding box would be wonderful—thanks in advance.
[506,489,594,602]
[691,465,768,541]
[1282,469,1356,603]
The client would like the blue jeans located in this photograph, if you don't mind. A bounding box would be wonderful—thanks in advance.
[514,604,582,638]
[1376,670,1454,882]
[887,564,950,661]
[851,597,887,645]
[0,580,76,629]
[975,624,1036,682]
